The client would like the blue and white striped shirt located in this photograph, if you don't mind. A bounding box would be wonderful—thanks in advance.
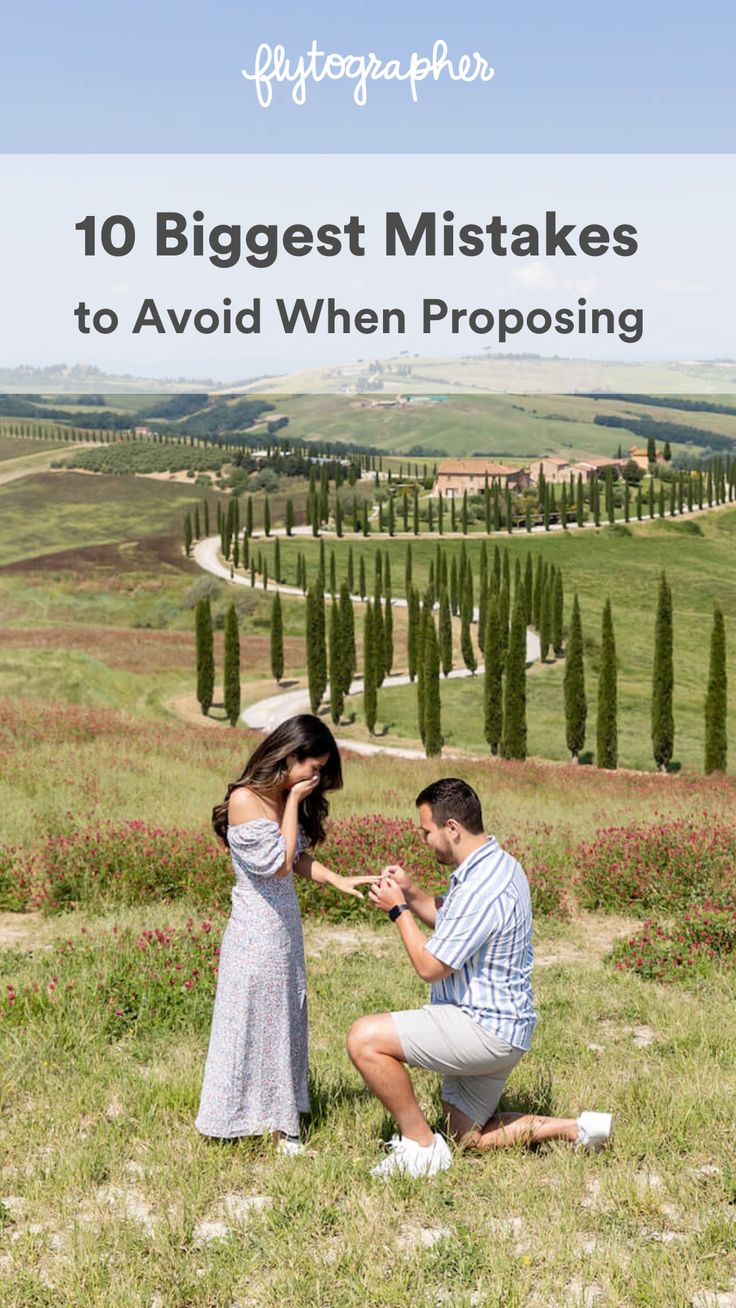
[425,837,536,1051]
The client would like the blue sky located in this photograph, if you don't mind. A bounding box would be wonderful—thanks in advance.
[1,0,734,152]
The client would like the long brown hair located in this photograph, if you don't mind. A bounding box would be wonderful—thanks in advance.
[212,715,343,849]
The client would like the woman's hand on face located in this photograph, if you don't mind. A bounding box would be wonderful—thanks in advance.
[339,875,381,901]
[289,774,321,802]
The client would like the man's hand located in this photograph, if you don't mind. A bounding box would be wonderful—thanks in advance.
[380,863,412,892]
[368,875,407,912]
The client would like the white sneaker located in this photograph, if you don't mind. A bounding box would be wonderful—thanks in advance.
[276,1134,305,1156]
[576,1111,613,1151]
[370,1133,452,1179]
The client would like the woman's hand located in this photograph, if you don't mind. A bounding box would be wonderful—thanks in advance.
[289,774,321,802]
[337,874,381,901]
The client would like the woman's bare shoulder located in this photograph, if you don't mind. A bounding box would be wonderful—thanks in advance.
[227,787,278,827]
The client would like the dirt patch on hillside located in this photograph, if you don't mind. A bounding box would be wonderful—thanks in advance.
[534,913,640,968]
[0,534,195,577]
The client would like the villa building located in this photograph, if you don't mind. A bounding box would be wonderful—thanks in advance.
[434,459,530,497]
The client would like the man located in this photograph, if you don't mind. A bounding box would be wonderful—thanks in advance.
[347,777,612,1178]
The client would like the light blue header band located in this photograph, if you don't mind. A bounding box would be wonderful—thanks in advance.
[1,0,733,153]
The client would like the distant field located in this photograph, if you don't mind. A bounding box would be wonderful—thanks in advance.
[0,434,69,462]
[5,389,736,461]
[0,472,224,567]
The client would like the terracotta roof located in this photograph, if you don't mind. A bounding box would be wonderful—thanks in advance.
[541,455,570,465]
[437,459,524,476]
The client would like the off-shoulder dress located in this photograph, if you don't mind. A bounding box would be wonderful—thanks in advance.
[195,818,311,1139]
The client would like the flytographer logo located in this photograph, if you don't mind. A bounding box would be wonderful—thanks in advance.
[241,39,495,108]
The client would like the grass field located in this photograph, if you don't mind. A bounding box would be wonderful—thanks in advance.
[1,885,735,1305]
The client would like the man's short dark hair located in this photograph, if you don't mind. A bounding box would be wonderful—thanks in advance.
[415,778,484,834]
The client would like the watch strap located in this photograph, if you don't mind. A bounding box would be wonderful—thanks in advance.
[388,903,409,922]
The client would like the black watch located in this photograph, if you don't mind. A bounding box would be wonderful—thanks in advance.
[388,903,410,923]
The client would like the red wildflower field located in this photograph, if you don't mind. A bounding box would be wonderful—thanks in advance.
[610,902,736,985]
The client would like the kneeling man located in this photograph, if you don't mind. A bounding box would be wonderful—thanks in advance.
[348,778,612,1178]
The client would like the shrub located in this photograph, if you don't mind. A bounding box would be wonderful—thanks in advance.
[609,902,736,985]
[576,819,736,913]
[13,822,230,914]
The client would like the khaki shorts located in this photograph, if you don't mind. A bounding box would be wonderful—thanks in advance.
[391,1004,525,1127]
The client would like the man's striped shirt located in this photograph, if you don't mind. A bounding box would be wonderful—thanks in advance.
[425,836,536,1050]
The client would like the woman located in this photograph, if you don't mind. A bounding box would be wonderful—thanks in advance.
[196,714,373,1153]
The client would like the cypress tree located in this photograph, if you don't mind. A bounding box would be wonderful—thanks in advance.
[462,490,469,534]
[704,601,727,774]
[416,593,432,744]
[460,572,477,673]
[274,536,281,582]
[532,556,543,628]
[539,570,552,661]
[423,613,443,757]
[359,555,367,600]
[596,598,618,769]
[384,581,394,677]
[362,502,370,536]
[576,474,585,527]
[195,596,215,716]
[450,496,457,533]
[286,498,294,535]
[437,492,444,535]
[232,533,240,570]
[658,483,665,518]
[652,571,674,772]
[500,599,527,760]
[552,569,564,657]
[194,505,201,539]
[363,601,377,734]
[648,477,655,519]
[439,588,453,676]
[407,585,420,682]
[498,577,510,668]
[523,554,533,625]
[450,556,459,615]
[329,600,344,725]
[339,581,356,693]
[183,512,193,556]
[223,603,241,727]
[335,495,343,537]
[204,501,210,536]
[329,549,337,597]
[270,592,284,684]
[413,487,420,535]
[306,582,327,713]
[264,494,271,537]
[564,593,586,761]
[478,543,489,649]
[405,541,413,599]
[373,586,385,687]
[484,586,504,755]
